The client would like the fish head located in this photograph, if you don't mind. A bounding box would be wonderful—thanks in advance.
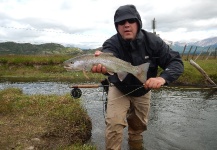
[63,58,86,71]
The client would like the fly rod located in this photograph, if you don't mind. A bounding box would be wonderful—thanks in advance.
[69,84,217,88]
[69,83,217,99]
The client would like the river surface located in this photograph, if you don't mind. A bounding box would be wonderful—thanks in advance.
[0,82,217,150]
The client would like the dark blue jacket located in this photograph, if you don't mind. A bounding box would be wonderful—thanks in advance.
[102,29,184,96]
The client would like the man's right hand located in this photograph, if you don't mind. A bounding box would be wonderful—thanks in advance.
[91,51,107,74]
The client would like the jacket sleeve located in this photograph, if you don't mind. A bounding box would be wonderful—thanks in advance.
[147,34,184,84]
[101,36,120,57]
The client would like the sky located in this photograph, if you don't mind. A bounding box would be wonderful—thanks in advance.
[0,0,217,49]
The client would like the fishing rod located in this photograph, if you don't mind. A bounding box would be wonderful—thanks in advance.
[69,83,217,99]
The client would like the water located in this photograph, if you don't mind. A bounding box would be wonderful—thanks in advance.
[0,82,217,150]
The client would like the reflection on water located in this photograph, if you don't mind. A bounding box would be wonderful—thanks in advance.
[0,82,216,150]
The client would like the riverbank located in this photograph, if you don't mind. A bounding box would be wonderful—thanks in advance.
[0,88,95,150]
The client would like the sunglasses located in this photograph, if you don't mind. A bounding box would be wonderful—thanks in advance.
[117,18,137,25]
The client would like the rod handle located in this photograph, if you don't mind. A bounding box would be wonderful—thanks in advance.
[69,84,101,88]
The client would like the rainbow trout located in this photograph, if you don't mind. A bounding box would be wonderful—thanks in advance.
[63,53,150,83]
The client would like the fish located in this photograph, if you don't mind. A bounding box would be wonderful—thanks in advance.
[63,53,150,83]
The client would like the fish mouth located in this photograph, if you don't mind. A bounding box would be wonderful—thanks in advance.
[64,66,69,69]
[64,65,80,71]
[63,65,72,70]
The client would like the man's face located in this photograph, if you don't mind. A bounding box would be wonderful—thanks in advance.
[117,18,138,40]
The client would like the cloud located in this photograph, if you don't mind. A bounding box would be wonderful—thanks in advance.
[0,0,217,48]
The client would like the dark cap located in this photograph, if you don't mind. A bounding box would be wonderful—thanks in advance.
[114,5,142,29]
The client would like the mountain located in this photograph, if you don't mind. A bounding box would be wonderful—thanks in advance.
[174,37,217,47]
[189,37,217,47]
[171,37,217,54]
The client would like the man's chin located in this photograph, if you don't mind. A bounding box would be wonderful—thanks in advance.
[123,36,134,41]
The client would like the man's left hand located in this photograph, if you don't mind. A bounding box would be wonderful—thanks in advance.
[144,77,166,89]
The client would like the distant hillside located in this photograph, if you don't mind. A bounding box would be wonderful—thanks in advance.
[0,42,83,55]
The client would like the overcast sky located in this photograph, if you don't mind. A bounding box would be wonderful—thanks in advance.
[0,0,217,49]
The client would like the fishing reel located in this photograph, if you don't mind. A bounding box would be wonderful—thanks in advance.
[70,88,82,99]
[69,80,110,99]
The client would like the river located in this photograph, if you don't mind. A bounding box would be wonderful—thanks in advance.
[0,82,217,150]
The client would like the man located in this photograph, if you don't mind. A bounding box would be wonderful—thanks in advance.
[92,4,184,150]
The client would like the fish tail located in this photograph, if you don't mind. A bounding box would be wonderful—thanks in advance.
[134,63,150,83]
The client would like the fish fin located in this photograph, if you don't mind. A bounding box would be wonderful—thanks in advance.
[134,62,150,83]
[117,72,128,81]
[107,71,114,75]
[83,70,90,79]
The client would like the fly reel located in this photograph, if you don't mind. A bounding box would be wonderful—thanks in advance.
[70,88,82,99]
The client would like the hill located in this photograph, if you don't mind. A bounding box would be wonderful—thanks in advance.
[0,42,83,55]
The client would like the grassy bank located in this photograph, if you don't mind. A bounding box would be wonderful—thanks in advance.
[0,55,216,84]
[0,55,104,83]
[179,59,217,85]
[0,88,95,150]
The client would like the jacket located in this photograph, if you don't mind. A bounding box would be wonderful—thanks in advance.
[102,29,184,97]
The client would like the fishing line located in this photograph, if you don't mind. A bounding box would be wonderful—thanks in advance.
[108,85,144,101]
[101,85,144,117]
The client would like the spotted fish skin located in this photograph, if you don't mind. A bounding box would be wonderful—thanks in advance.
[63,53,150,83]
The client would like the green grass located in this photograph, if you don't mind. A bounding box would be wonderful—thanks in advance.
[0,55,216,84]
[177,59,217,84]
[0,55,105,83]
[0,55,72,65]
[0,88,95,150]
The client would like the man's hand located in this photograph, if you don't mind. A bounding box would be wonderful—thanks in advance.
[91,51,107,74]
[144,77,166,89]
